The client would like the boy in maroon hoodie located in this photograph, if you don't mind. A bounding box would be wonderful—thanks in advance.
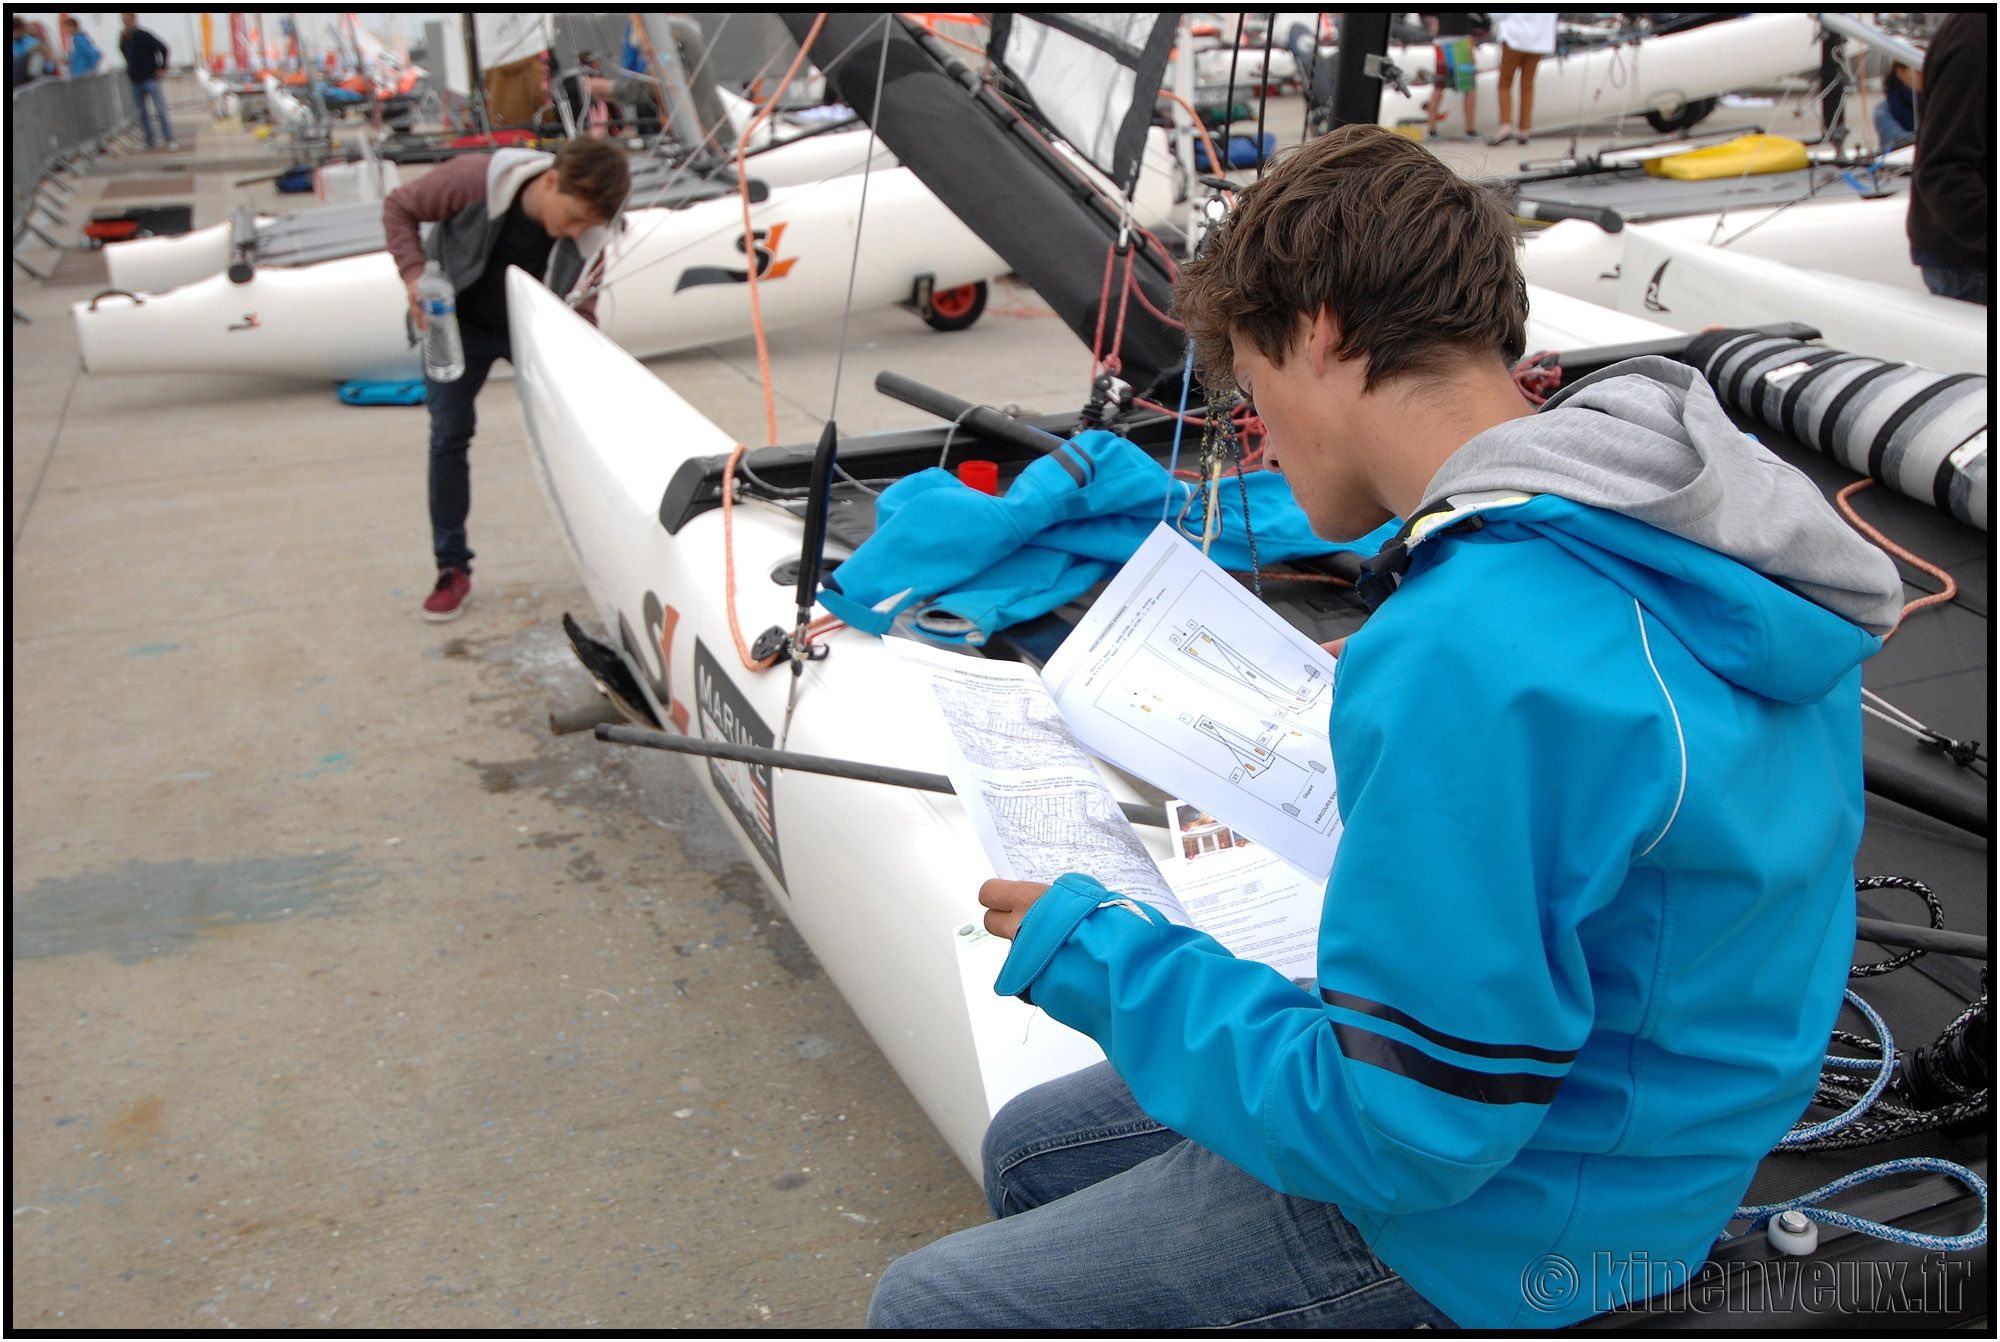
[382,137,628,620]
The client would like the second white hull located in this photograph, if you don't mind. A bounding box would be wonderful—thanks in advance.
[1521,200,1986,374]
[76,168,1008,382]
[1379,14,1819,135]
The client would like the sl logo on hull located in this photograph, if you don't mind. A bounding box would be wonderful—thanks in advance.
[674,223,797,292]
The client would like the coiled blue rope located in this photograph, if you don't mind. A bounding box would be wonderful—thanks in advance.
[1780,989,1894,1146]
[1730,990,1988,1254]
[1735,1157,1988,1253]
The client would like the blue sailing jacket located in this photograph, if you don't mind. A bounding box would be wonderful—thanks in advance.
[996,486,1881,1327]
[819,429,1394,643]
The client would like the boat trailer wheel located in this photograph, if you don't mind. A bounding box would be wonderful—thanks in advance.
[922,281,988,332]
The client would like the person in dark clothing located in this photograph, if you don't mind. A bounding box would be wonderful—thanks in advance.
[118,13,176,149]
[381,136,630,620]
[12,16,48,86]
[1907,12,1988,304]
[1874,61,1919,153]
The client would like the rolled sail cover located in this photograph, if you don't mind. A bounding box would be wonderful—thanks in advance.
[1682,329,1987,531]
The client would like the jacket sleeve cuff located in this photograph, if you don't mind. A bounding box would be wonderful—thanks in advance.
[992,873,1116,1001]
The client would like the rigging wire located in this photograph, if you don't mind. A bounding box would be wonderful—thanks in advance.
[738,13,829,447]
[1253,13,1275,176]
[825,14,894,428]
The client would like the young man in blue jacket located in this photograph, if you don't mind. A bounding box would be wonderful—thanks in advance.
[869,125,1903,1329]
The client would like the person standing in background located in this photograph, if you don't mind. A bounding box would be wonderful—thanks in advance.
[63,18,102,77]
[1422,12,1481,140]
[11,16,48,86]
[1907,11,1988,304]
[1874,61,1920,152]
[1487,12,1556,146]
[118,13,177,150]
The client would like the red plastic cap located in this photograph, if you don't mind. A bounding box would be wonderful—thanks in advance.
[957,460,999,495]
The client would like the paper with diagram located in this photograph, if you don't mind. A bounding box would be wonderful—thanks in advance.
[892,638,1189,924]
[1041,524,1345,879]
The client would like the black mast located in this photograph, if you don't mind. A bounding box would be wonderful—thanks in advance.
[787,13,1185,396]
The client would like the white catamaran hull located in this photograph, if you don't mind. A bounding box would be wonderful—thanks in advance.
[104,130,904,296]
[75,168,1007,382]
[507,270,1677,1175]
[1521,201,1987,374]
[1379,13,1819,135]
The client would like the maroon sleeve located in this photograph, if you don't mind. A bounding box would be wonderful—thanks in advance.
[381,153,492,285]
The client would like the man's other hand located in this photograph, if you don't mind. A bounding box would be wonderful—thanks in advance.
[979,879,1050,941]
[407,280,427,332]
[1322,636,1347,659]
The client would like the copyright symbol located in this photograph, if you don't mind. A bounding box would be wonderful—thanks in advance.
[1521,1253,1579,1311]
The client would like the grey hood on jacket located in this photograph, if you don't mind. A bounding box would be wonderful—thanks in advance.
[1420,356,1905,636]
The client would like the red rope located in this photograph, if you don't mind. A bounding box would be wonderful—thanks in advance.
[1836,479,1956,641]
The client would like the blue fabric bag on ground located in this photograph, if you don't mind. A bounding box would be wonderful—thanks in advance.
[818,429,1397,644]
[337,379,427,406]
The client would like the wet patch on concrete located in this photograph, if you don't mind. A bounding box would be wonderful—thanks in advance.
[716,864,819,981]
[12,851,382,962]
[126,642,179,657]
[451,620,752,873]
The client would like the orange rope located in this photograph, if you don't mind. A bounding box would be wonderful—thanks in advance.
[721,445,781,671]
[736,12,827,448]
[1836,478,1956,640]
[1158,88,1238,205]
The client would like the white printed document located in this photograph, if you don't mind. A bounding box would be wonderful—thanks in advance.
[892,638,1189,924]
[1041,524,1345,879]
[1162,800,1323,982]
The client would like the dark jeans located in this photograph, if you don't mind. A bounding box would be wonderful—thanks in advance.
[426,323,512,575]
[133,78,174,146]
[1920,263,1989,306]
[866,1062,1455,1329]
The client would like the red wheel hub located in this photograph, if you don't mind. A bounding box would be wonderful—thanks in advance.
[929,284,979,319]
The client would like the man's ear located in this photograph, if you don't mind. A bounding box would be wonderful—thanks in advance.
[1305,307,1342,376]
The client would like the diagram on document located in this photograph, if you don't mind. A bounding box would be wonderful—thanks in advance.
[1097,574,1339,836]
[1042,525,1347,878]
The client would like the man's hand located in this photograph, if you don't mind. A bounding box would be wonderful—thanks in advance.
[406,279,427,332]
[1321,636,1348,659]
[979,879,1050,941]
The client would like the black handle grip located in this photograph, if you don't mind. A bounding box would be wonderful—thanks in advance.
[1514,199,1625,233]
[873,371,1066,455]
[796,419,839,620]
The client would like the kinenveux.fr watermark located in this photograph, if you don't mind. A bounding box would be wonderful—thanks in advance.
[1520,1249,1970,1315]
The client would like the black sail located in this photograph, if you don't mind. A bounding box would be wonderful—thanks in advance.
[787,13,1185,396]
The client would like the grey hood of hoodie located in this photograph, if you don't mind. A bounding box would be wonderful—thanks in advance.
[1418,356,1905,636]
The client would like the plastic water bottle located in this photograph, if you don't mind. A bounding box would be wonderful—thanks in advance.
[418,260,465,383]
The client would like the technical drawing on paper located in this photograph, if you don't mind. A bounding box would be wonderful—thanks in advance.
[1103,677,1338,836]
[1162,578,1329,720]
[979,778,1174,898]
[928,672,1093,772]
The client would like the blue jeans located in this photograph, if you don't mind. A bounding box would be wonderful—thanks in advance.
[1920,263,1989,306]
[866,1062,1455,1329]
[426,323,512,575]
[1871,102,1915,153]
[133,79,175,146]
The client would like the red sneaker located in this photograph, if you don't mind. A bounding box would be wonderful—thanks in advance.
[422,567,471,622]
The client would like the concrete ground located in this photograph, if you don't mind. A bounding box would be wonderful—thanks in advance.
[11,73,1837,1330]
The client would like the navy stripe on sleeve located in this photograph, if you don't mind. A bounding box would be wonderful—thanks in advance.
[1332,1023,1565,1106]
[1321,988,1578,1064]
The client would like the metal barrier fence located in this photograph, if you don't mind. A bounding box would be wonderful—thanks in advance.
[10,72,137,242]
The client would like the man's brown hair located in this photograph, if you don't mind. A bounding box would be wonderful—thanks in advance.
[1176,124,1526,394]
[554,135,631,223]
